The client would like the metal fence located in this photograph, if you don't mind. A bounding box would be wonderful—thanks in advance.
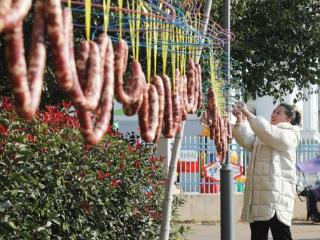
[176,136,320,194]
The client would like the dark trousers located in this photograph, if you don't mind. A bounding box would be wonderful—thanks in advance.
[250,214,293,240]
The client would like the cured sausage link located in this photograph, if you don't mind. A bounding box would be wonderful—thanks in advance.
[191,65,199,113]
[116,60,145,105]
[114,39,128,82]
[180,75,188,121]
[207,88,214,126]
[0,0,32,33]
[138,84,159,143]
[96,33,109,88]
[62,8,85,108]
[151,75,165,143]
[114,39,145,105]
[5,23,31,117]
[0,1,12,19]
[123,95,143,116]
[91,36,115,141]
[27,0,46,114]
[4,0,46,119]
[122,69,146,116]
[83,41,102,110]
[196,63,203,109]
[76,41,90,89]
[161,74,175,138]
[79,36,115,145]
[62,8,88,109]
[45,0,73,91]
[62,8,102,111]
[172,69,182,132]
[185,58,195,113]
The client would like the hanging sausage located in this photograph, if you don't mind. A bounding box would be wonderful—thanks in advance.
[179,75,188,121]
[78,35,115,145]
[0,0,32,33]
[161,74,175,138]
[184,58,195,113]
[151,75,165,143]
[45,0,73,92]
[138,84,159,143]
[195,63,203,109]
[114,40,146,108]
[172,69,182,133]
[46,2,104,112]
[4,0,46,119]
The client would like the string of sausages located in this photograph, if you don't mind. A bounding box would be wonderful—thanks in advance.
[0,0,231,149]
[205,87,232,162]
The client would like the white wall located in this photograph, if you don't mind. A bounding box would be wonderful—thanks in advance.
[303,87,318,131]
[177,194,307,222]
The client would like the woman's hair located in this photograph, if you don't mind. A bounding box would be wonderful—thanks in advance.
[278,103,301,126]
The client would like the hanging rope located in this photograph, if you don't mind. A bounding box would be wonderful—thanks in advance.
[103,0,111,33]
[85,0,91,40]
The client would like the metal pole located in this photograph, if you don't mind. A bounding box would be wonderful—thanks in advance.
[220,0,235,239]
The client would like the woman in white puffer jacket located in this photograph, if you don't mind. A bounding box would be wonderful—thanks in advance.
[232,103,301,240]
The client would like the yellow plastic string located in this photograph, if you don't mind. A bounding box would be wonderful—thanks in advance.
[144,13,152,84]
[127,0,136,59]
[178,28,185,75]
[186,14,194,61]
[135,0,142,61]
[175,27,180,73]
[103,0,111,33]
[118,0,123,39]
[85,0,91,41]
[68,0,71,8]
[161,22,169,75]
[153,17,158,75]
[180,28,186,75]
[171,25,176,92]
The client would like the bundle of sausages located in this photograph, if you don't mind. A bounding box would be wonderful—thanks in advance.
[206,88,232,163]
[45,1,115,145]
[1,0,205,145]
[114,53,203,143]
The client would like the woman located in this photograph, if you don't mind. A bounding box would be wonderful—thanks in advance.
[232,103,301,240]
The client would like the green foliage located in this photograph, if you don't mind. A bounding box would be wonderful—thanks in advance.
[229,0,320,101]
[0,99,188,240]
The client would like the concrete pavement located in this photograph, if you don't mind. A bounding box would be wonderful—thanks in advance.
[185,221,320,240]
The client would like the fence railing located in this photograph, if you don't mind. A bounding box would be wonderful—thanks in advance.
[175,136,320,194]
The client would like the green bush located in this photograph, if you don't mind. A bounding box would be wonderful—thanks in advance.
[0,98,187,239]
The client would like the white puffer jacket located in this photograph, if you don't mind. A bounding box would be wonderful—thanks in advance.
[232,116,301,226]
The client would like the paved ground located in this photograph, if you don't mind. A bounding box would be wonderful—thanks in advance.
[185,221,320,240]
